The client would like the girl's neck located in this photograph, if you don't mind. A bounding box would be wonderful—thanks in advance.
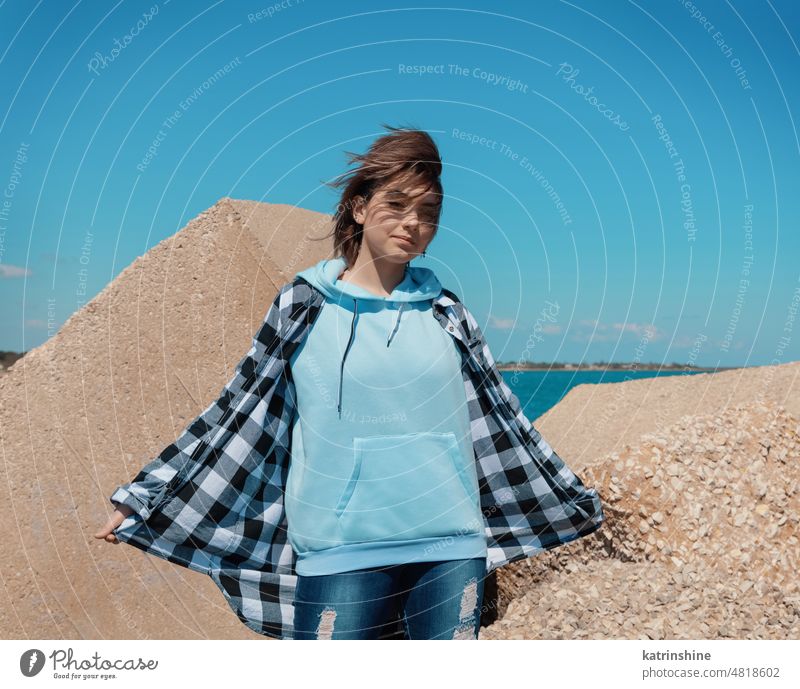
[339,259,407,297]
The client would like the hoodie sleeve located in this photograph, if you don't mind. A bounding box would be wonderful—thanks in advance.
[109,284,287,521]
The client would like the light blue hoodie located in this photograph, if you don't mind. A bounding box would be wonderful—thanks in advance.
[285,256,487,575]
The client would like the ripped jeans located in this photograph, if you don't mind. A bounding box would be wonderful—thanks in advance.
[292,558,486,640]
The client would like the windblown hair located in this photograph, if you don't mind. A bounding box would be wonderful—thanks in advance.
[320,124,443,267]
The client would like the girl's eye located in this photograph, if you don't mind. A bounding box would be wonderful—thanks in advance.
[386,199,437,223]
[420,210,438,223]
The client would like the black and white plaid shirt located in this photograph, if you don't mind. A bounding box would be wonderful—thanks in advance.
[110,276,606,639]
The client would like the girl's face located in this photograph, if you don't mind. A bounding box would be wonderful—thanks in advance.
[352,178,440,265]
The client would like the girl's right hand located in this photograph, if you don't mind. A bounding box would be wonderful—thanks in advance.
[94,502,135,544]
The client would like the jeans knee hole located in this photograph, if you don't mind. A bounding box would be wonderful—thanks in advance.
[459,578,478,622]
[453,622,476,640]
[316,607,337,640]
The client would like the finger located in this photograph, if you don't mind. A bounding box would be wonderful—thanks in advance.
[113,510,131,525]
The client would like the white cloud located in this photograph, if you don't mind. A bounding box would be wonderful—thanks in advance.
[0,264,32,278]
[572,319,663,342]
[488,315,516,330]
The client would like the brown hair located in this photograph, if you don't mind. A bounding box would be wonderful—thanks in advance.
[320,123,443,267]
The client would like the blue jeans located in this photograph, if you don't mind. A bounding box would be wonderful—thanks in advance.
[292,558,486,640]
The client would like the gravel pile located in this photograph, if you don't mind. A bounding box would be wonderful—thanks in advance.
[480,399,799,639]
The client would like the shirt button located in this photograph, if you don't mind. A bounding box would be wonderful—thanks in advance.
[448,325,454,332]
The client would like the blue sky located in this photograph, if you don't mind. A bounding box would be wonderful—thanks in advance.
[1,0,798,368]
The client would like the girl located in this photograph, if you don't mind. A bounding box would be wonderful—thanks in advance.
[96,125,605,641]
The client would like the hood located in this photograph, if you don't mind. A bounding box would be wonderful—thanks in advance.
[295,256,443,418]
[296,256,442,303]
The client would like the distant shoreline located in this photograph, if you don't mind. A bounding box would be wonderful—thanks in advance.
[0,348,733,377]
[496,364,734,373]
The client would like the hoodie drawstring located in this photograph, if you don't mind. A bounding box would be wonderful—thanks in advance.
[337,298,359,419]
[386,302,405,347]
[337,300,407,419]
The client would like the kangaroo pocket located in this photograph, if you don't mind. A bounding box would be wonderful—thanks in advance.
[335,431,482,544]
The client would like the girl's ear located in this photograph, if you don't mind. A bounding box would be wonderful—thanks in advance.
[352,195,366,225]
